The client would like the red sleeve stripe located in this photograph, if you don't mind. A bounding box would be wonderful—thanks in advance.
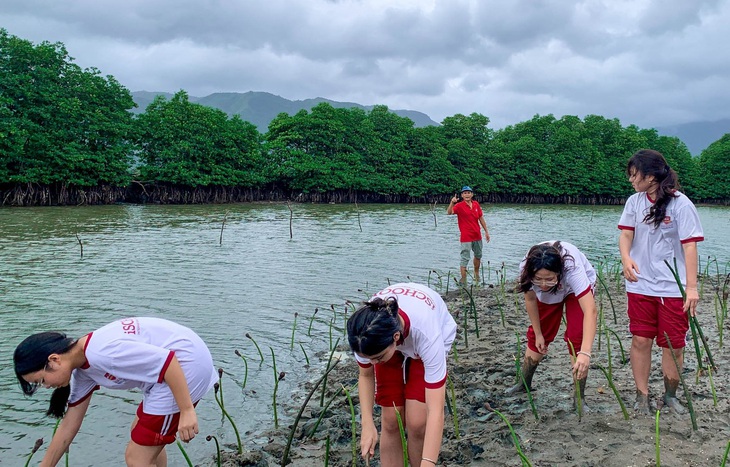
[158,351,175,383]
[575,285,592,299]
[680,236,704,244]
[618,225,635,231]
[425,374,447,389]
[67,386,99,407]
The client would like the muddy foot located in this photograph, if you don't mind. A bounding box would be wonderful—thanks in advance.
[634,392,652,415]
[506,382,529,395]
[662,395,686,414]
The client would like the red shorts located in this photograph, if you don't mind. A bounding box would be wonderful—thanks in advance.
[526,293,585,355]
[627,292,688,348]
[373,351,428,405]
[131,401,197,446]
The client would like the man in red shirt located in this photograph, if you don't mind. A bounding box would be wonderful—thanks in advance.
[447,186,491,285]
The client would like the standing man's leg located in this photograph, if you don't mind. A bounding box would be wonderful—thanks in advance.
[472,241,483,285]
[459,242,471,285]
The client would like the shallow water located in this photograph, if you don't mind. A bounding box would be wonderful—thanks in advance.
[1,202,728,465]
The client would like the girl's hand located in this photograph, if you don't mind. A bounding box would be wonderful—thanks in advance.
[361,424,378,460]
[572,354,590,379]
[535,334,548,354]
[622,257,640,282]
[684,287,699,316]
[177,408,199,442]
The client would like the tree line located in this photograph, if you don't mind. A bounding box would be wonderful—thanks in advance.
[2,29,729,206]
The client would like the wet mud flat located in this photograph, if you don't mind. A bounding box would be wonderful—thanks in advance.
[214,278,730,467]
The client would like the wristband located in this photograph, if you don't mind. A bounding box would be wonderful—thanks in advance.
[422,458,438,465]
[577,351,591,359]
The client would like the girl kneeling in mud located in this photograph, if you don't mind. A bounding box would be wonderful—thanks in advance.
[14,317,217,467]
[508,241,598,409]
[347,282,457,467]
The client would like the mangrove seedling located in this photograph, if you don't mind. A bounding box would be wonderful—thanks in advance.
[217,367,224,411]
[722,439,730,467]
[290,312,298,350]
[245,332,265,363]
[175,440,194,467]
[299,342,310,366]
[307,308,318,337]
[320,338,341,406]
[393,403,409,467]
[447,375,461,438]
[665,258,716,371]
[655,409,661,467]
[24,438,43,467]
[325,435,331,467]
[234,349,249,389]
[309,386,345,437]
[219,210,228,246]
[342,385,358,467]
[207,435,221,467]
[490,409,533,467]
[270,346,283,429]
[664,331,697,431]
[214,382,243,454]
[594,363,629,420]
[282,358,341,466]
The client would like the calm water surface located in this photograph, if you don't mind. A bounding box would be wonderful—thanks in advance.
[1,203,728,465]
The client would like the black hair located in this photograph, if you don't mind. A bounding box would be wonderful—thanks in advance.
[516,241,574,294]
[14,332,76,418]
[347,297,402,357]
[627,149,680,228]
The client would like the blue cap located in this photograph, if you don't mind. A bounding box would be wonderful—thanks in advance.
[461,186,473,193]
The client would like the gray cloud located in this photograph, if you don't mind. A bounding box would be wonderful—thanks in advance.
[2,0,730,129]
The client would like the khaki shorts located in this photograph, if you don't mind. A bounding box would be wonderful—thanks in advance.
[460,240,483,267]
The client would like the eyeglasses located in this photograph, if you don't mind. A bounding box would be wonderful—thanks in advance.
[531,278,559,287]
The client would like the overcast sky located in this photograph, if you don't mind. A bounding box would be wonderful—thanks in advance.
[3,0,730,129]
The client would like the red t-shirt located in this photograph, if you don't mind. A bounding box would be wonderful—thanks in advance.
[452,200,483,242]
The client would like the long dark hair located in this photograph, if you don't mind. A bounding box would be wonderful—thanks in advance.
[627,149,680,228]
[517,241,574,294]
[347,297,401,357]
[14,332,76,418]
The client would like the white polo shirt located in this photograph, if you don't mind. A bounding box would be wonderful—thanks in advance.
[354,283,457,389]
[618,191,704,297]
[519,241,596,303]
[68,317,217,415]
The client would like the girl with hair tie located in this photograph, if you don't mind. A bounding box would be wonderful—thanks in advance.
[14,317,217,467]
[347,282,457,467]
[619,149,704,414]
[508,241,598,410]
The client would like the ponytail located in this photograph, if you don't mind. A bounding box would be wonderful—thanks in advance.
[47,386,71,418]
[347,297,401,356]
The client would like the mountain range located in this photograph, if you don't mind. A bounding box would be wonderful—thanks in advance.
[130,91,439,133]
[131,91,729,156]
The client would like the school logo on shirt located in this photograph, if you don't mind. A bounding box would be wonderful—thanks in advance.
[663,216,672,224]
[120,318,138,335]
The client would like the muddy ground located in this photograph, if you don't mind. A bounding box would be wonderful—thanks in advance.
[213,274,730,467]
